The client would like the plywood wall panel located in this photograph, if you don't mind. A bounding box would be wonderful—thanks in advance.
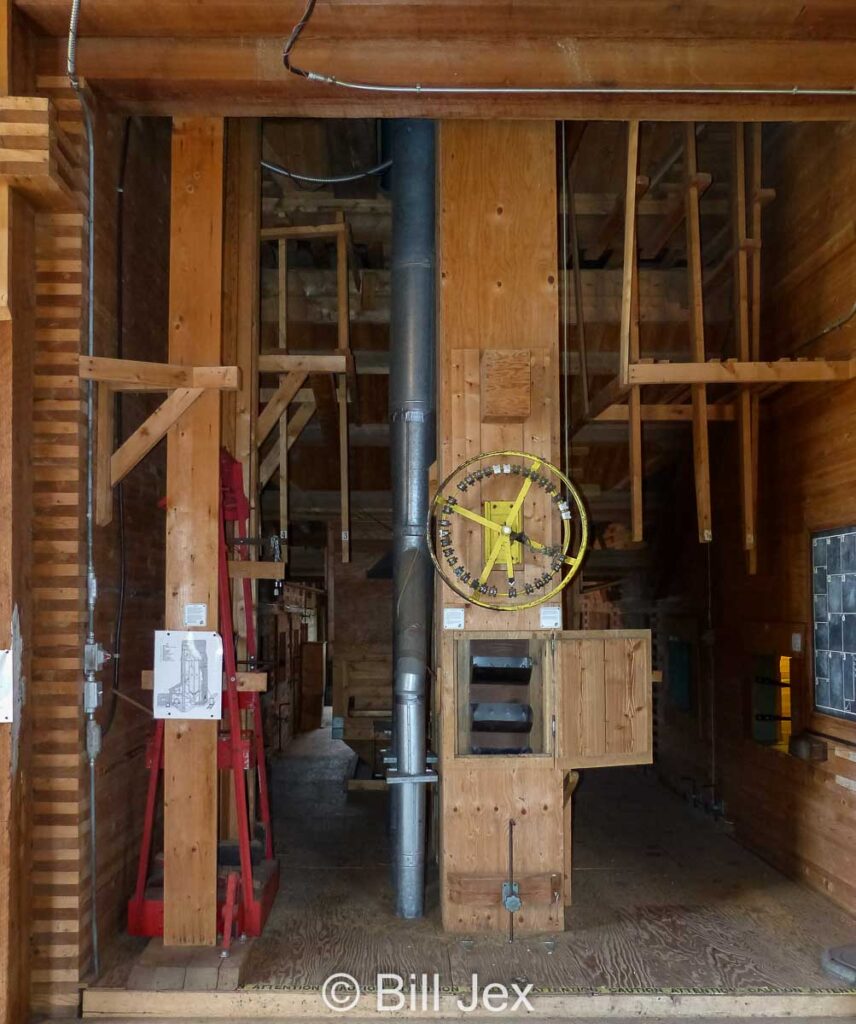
[437,121,559,634]
[656,122,856,916]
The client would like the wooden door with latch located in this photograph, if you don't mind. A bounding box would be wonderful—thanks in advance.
[551,629,653,770]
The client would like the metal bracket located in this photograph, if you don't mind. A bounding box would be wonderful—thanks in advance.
[502,881,522,913]
[385,768,439,786]
[84,641,112,674]
[382,749,439,769]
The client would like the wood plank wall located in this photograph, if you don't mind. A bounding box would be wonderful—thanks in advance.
[26,77,172,1012]
[27,73,87,1016]
[87,113,170,970]
[437,121,560,633]
[0,161,36,1024]
[655,122,856,915]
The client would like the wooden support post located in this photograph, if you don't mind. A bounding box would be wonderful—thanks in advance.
[732,124,756,560]
[275,220,290,559]
[336,212,351,563]
[629,255,643,544]
[684,122,713,543]
[747,123,764,575]
[277,238,286,348]
[163,117,224,947]
[618,121,640,390]
[95,382,114,526]
[567,164,589,416]
[231,119,261,664]
[0,179,35,1024]
[617,121,644,541]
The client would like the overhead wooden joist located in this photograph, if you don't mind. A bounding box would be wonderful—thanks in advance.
[24,24,856,120]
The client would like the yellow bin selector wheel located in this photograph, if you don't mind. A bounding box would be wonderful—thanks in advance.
[427,450,589,612]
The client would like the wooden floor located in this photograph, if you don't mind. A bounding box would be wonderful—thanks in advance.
[238,717,856,995]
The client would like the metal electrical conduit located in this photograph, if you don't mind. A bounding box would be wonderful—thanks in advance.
[283,0,856,99]
[67,0,103,979]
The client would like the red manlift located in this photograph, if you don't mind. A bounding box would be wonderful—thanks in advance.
[127,450,279,943]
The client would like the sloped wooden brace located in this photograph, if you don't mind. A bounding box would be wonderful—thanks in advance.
[111,387,204,487]
[587,175,650,262]
[258,400,317,488]
[684,122,712,543]
[256,370,306,446]
[641,172,711,261]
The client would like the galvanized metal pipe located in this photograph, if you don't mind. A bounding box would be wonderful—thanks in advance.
[389,119,436,919]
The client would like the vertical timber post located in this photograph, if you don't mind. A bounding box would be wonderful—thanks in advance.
[163,117,224,946]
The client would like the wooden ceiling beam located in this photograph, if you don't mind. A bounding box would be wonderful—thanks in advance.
[32,35,856,119]
[18,1,856,41]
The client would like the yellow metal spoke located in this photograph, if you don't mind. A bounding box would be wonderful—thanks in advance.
[446,500,501,532]
[501,535,515,581]
[478,532,505,585]
[504,459,542,528]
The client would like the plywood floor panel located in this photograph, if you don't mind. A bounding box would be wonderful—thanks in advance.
[175,721,856,995]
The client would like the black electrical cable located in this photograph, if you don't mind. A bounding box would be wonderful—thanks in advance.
[103,117,133,737]
[282,0,317,78]
[261,156,391,186]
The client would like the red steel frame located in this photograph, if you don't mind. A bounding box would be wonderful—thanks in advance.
[127,451,279,939]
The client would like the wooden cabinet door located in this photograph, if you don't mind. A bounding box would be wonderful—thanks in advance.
[555,631,652,768]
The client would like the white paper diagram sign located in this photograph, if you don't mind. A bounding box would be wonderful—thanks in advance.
[153,631,223,720]
[0,649,12,722]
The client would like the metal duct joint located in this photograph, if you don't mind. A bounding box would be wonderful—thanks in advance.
[389,119,436,919]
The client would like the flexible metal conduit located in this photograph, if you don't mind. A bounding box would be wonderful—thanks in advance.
[389,119,436,919]
[67,0,102,978]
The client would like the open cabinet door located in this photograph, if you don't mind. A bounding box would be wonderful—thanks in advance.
[555,631,653,769]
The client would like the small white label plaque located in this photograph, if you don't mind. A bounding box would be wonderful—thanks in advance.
[183,603,208,628]
[0,649,12,723]
[791,631,803,653]
[153,630,223,720]
[540,605,562,630]
[443,607,466,631]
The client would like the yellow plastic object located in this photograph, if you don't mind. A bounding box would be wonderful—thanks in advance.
[482,501,522,566]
